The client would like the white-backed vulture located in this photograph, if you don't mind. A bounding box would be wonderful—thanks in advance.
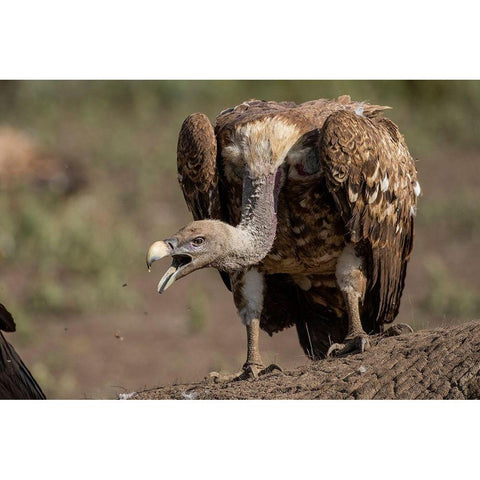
[146,96,419,380]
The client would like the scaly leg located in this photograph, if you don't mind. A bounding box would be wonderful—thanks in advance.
[209,318,282,382]
[327,291,370,356]
[209,269,282,382]
[243,318,282,377]
[243,317,264,373]
[328,244,370,357]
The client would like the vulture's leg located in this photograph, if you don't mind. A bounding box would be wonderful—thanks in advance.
[369,323,414,346]
[209,269,282,382]
[243,317,264,373]
[327,244,370,357]
[242,318,282,377]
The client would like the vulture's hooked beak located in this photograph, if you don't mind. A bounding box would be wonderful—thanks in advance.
[146,240,192,293]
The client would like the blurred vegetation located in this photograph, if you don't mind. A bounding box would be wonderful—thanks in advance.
[419,190,480,240]
[1,80,479,344]
[421,257,480,320]
[186,287,208,335]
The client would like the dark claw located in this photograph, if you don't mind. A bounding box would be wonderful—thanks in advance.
[382,323,414,337]
[207,363,283,383]
[327,334,371,357]
[259,364,283,375]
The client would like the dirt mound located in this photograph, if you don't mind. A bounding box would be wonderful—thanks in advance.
[131,320,480,400]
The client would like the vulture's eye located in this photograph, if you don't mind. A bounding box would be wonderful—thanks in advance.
[191,237,205,246]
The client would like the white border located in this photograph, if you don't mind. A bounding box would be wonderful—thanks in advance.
[1,0,478,79]
[3,400,479,478]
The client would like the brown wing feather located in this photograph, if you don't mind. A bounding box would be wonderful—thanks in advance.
[1,331,46,399]
[177,113,221,221]
[319,109,418,328]
[0,305,46,399]
[0,303,15,332]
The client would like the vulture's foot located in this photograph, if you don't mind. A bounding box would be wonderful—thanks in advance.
[208,363,283,383]
[380,323,414,337]
[371,323,414,346]
[327,333,371,357]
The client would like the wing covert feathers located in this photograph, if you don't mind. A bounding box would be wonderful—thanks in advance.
[177,113,221,221]
[319,109,418,325]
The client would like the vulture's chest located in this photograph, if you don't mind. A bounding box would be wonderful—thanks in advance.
[262,176,345,275]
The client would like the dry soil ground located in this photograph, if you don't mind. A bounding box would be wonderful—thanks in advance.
[131,320,480,400]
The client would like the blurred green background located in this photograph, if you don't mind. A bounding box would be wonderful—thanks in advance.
[0,80,479,398]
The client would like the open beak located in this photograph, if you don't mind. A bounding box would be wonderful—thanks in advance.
[146,240,192,293]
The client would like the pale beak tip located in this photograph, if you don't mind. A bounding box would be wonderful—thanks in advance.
[146,241,171,271]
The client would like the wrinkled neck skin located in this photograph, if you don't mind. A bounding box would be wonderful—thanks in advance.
[217,170,281,271]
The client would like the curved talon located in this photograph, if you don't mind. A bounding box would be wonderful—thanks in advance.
[243,363,284,379]
[207,363,283,383]
[327,342,344,357]
[207,370,245,383]
[395,323,414,333]
[243,364,260,379]
[381,323,414,337]
[207,371,220,382]
[327,335,370,357]
[260,363,283,375]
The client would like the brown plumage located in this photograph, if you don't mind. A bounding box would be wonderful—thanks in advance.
[0,303,46,399]
[148,96,419,374]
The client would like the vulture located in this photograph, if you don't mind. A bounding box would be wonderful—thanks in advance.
[0,303,46,399]
[146,96,420,381]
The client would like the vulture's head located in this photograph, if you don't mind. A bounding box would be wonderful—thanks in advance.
[146,219,243,293]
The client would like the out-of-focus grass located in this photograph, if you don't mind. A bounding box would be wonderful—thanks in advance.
[30,353,77,399]
[421,257,480,319]
[0,185,141,322]
[186,287,208,335]
[417,190,480,239]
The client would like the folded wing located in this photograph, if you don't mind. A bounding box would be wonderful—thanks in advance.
[319,109,418,328]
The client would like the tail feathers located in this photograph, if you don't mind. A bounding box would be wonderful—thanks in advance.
[259,274,349,360]
[294,295,348,360]
[0,332,46,399]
